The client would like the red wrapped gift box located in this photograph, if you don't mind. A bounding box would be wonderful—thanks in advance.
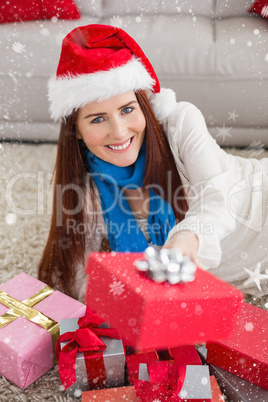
[86,252,243,351]
[127,345,201,384]
[206,301,268,389]
[169,345,202,366]
[210,376,224,401]
[126,350,160,383]
[81,385,137,401]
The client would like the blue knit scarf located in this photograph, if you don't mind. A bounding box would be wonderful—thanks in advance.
[86,142,175,252]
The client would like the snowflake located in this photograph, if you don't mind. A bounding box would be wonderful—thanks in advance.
[216,124,232,142]
[243,262,268,291]
[195,304,203,316]
[8,72,18,85]
[40,28,50,37]
[240,251,248,260]
[265,54,268,62]
[109,280,125,295]
[152,399,161,402]
[128,317,137,327]
[246,140,265,157]
[170,322,179,330]
[110,15,123,28]
[201,376,208,385]
[73,388,82,398]
[12,42,25,54]
[227,110,239,122]
[179,389,188,398]
[261,6,268,18]
[132,327,140,335]
[58,236,72,250]
[244,322,254,332]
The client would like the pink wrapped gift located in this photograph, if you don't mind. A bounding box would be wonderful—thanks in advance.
[0,272,86,389]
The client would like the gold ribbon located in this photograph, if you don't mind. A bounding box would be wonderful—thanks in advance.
[0,286,59,364]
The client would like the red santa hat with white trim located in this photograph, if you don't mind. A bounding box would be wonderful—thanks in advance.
[48,24,177,122]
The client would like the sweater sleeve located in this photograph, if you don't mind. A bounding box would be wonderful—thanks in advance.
[166,102,237,269]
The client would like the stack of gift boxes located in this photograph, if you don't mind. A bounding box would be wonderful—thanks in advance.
[0,251,267,401]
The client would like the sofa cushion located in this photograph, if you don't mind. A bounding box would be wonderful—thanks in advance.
[102,0,214,17]
[0,16,99,77]
[215,0,256,18]
[0,0,80,23]
[249,0,268,19]
[75,0,102,17]
[215,17,268,78]
[101,15,215,77]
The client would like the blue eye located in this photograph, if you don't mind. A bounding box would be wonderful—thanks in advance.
[122,107,133,114]
[91,116,104,124]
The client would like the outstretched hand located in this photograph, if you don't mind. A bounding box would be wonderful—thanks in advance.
[163,230,200,266]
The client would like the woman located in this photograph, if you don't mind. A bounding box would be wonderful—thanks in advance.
[39,24,268,301]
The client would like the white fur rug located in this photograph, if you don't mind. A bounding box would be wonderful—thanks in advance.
[0,142,268,401]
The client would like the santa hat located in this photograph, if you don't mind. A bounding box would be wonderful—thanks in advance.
[48,24,177,122]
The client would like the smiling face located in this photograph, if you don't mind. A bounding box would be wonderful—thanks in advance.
[76,91,146,167]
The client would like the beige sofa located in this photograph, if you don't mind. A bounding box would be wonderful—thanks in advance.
[0,0,267,145]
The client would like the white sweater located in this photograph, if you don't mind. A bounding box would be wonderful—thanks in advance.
[74,102,268,300]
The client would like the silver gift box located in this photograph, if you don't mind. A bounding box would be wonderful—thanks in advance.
[59,317,125,398]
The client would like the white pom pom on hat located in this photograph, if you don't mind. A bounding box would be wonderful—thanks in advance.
[48,24,177,122]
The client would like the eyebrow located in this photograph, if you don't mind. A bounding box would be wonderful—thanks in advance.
[83,100,138,119]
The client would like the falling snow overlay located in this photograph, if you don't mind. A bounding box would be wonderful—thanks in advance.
[227,110,239,122]
[1,0,268,394]
[12,42,26,54]
[201,376,208,385]
[241,251,248,260]
[110,15,123,28]
[195,304,204,316]
[128,317,137,327]
[245,140,266,158]
[215,124,232,142]
[0,134,268,402]
[109,280,125,296]
[170,322,179,330]
[243,263,268,292]
[261,6,268,18]
[179,390,188,398]
[244,322,254,332]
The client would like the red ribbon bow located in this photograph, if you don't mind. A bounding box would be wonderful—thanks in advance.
[133,361,187,402]
[55,307,121,389]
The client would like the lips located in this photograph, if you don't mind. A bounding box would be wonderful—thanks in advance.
[106,136,134,151]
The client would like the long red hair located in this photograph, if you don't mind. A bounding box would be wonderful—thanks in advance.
[38,90,188,296]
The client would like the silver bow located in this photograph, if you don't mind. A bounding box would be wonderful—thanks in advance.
[134,246,197,284]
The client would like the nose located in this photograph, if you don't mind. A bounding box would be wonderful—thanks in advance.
[109,116,127,141]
